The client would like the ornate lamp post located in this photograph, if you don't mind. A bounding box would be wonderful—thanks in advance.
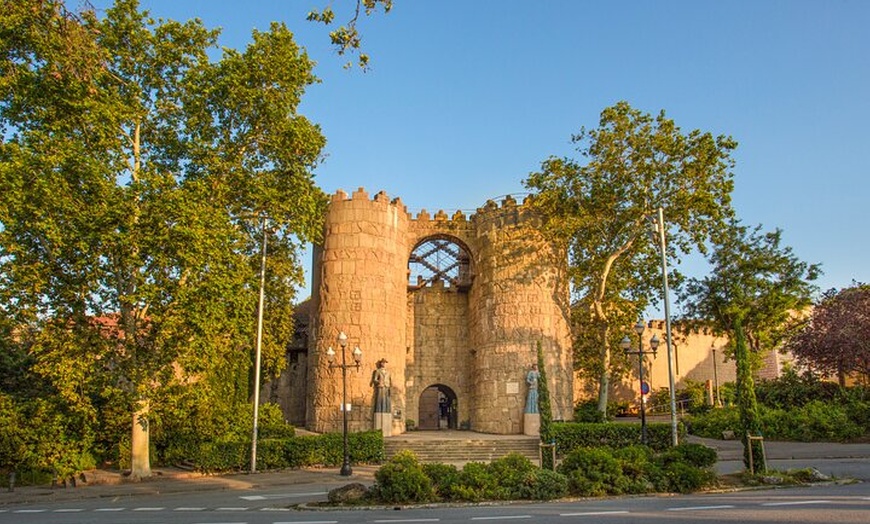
[621,320,660,445]
[326,331,362,476]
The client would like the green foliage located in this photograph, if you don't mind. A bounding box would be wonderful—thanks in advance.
[684,407,740,439]
[687,398,868,442]
[573,399,610,422]
[755,369,840,409]
[658,461,716,493]
[370,454,580,504]
[0,0,328,475]
[421,463,461,500]
[536,342,554,469]
[558,444,716,496]
[559,447,627,496]
[525,101,738,414]
[306,0,393,69]
[551,421,686,454]
[517,467,569,500]
[372,451,434,504]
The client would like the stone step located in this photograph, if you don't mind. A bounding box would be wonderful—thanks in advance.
[384,436,541,464]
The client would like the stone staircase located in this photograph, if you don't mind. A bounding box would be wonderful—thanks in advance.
[384,432,541,465]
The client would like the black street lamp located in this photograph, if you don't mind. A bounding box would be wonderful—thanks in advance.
[326,331,362,476]
[621,320,660,445]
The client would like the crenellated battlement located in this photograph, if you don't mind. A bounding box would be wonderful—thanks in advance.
[329,188,538,230]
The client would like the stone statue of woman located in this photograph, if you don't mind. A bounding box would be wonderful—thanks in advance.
[371,358,391,413]
[525,363,540,414]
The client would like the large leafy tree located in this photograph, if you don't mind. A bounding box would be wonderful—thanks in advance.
[524,101,737,415]
[785,283,870,386]
[681,221,820,470]
[0,0,326,478]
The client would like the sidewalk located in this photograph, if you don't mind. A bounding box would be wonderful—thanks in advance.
[0,465,378,506]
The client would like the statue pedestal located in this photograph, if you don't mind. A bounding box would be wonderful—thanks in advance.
[523,412,540,436]
[374,412,392,437]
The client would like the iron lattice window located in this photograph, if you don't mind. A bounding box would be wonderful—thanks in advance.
[408,238,471,288]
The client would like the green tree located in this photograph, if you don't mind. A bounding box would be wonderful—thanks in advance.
[307,0,393,69]
[681,221,820,470]
[524,101,737,416]
[1,0,326,478]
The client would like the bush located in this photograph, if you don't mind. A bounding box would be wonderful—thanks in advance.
[455,461,502,501]
[573,400,608,422]
[516,467,569,500]
[558,447,628,496]
[488,453,536,499]
[551,421,685,455]
[421,463,461,500]
[659,461,716,493]
[687,400,867,442]
[372,451,433,504]
[670,443,717,469]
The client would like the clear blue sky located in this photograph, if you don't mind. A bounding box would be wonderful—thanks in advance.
[128,0,868,302]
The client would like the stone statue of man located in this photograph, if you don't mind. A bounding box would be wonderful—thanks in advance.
[371,358,391,413]
[525,363,540,414]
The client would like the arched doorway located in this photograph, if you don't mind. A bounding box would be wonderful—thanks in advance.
[418,384,458,430]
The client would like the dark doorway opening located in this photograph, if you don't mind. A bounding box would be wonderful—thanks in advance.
[418,384,458,430]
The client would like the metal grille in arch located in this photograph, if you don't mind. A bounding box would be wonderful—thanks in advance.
[408,238,471,288]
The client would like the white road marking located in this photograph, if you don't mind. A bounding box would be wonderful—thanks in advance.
[273,521,338,524]
[471,517,532,521]
[373,520,441,523]
[174,506,207,511]
[13,509,46,513]
[133,506,165,511]
[560,510,630,516]
[94,507,125,511]
[217,507,250,511]
[667,505,736,511]
[761,500,831,506]
[241,491,327,500]
[53,508,84,512]
[259,507,292,511]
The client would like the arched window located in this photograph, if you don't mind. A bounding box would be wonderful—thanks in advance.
[408,237,471,288]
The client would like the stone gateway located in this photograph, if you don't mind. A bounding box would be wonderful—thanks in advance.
[303,188,574,435]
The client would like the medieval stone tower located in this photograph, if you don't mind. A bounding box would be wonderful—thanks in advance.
[305,188,573,435]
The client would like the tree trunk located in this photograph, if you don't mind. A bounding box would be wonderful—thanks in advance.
[735,318,764,472]
[129,400,151,479]
[596,321,611,415]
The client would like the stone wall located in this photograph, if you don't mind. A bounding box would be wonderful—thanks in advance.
[305,189,573,434]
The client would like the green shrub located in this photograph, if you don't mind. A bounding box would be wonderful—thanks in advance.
[456,461,503,501]
[488,453,535,498]
[421,463,460,500]
[257,403,296,440]
[670,443,717,469]
[558,447,628,496]
[684,406,740,439]
[551,421,684,455]
[660,461,716,493]
[573,400,608,422]
[517,468,569,500]
[372,451,433,504]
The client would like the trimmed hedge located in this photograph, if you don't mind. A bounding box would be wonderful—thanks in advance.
[550,421,687,455]
[192,430,384,473]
